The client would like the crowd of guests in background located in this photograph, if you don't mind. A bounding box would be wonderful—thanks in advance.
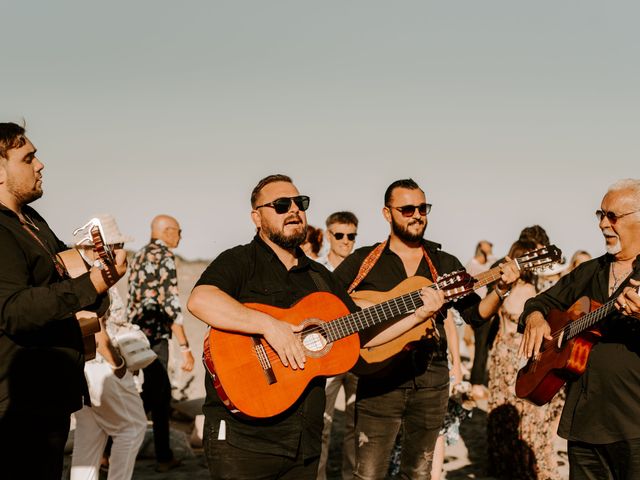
[3,124,640,480]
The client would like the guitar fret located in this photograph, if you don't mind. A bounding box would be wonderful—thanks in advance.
[566,299,617,341]
[326,320,338,342]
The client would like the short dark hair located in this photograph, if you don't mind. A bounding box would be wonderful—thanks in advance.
[0,122,27,160]
[250,174,293,208]
[384,179,422,205]
[304,225,324,255]
[325,211,359,228]
[518,225,550,246]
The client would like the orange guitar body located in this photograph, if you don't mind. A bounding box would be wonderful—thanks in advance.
[515,296,602,406]
[351,276,438,376]
[203,291,358,418]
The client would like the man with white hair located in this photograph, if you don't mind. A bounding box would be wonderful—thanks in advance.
[520,178,640,479]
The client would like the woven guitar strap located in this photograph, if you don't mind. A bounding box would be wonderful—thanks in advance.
[347,240,440,294]
[21,223,69,279]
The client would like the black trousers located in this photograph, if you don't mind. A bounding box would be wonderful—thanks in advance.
[0,411,70,480]
[469,316,498,385]
[141,339,174,462]
[203,419,319,479]
[569,438,640,480]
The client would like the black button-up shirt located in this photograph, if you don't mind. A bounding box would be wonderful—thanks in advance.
[520,254,640,443]
[333,238,483,392]
[196,235,357,459]
[0,205,99,419]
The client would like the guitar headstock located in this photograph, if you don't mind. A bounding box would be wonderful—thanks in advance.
[436,270,476,302]
[73,218,115,267]
[516,244,562,273]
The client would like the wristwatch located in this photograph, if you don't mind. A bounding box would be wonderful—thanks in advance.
[496,286,511,300]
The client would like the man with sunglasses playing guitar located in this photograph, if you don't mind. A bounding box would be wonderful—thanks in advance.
[519,178,640,480]
[188,174,446,479]
[333,178,521,479]
[0,123,128,479]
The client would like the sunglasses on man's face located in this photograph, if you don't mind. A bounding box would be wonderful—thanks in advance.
[595,208,640,224]
[330,231,357,241]
[256,195,310,214]
[389,203,432,218]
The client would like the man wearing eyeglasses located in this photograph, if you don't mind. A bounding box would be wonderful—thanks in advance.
[519,178,640,480]
[188,175,447,479]
[127,214,195,473]
[316,211,360,480]
[333,178,520,479]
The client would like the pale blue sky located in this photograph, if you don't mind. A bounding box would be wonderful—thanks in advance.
[4,1,638,264]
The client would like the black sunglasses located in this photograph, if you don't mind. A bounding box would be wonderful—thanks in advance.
[256,195,310,214]
[389,203,432,217]
[330,231,357,241]
[595,209,640,224]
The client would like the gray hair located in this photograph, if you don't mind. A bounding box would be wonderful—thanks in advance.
[607,179,640,208]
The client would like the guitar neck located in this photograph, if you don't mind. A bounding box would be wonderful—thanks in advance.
[565,297,625,341]
[325,288,426,342]
[474,266,502,289]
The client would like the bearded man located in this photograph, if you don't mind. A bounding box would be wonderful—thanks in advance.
[333,178,520,479]
[0,123,127,479]
[519,178,640,479]
[188,175,449,479]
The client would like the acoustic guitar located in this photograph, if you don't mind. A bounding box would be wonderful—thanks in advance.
[56,218,117,360]
[203,271,474,418]
[353,245,562,375]
[515,283,640,406]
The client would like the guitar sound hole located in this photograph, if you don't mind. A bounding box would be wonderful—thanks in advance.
[302,331,328,353]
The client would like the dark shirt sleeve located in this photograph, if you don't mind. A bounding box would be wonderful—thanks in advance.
[317,267,358,313]
[518,262,596,333]
[333,249,366,291]
[440,254,484,327]
[195,246,248,298]
[0,227,99,336]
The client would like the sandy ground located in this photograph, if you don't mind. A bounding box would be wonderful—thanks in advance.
[61,257,569,479]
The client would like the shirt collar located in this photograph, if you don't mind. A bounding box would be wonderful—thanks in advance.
[253,234,321,272]
[382,236,442,254]
[151,238,169,248]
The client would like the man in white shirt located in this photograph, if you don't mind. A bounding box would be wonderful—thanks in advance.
[316,211,359,480]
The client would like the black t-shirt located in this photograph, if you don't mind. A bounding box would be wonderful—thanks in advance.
[333,238,482,393]
[520,254,640,443]
[196,234,357,459]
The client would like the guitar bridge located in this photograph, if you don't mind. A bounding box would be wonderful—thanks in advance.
[253,337,277,385]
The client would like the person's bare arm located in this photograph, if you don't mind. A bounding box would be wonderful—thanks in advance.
[170,323,195,372]
[188,284,307,369]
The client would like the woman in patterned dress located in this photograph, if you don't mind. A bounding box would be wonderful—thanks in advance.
[486,240,562,480]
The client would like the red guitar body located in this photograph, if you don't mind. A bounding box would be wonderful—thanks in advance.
[515,296,602,406]
[203,292,358,418]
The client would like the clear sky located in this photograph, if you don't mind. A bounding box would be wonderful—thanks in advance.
[4,1,638,264]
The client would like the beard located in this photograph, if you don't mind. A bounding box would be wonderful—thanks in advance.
[8,178,43,206]
[391,216,427,243]
[602,228,622,255]
[263,214,307,250]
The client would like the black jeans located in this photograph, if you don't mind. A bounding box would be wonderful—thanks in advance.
[469,317,498,385]
[0,411,70,480]
[203,419,319,479]
[569,439,640,480]
[141,339,173,462]
[353,384,449,480]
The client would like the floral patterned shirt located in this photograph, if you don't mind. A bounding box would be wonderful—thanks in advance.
[127,239,183,344]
